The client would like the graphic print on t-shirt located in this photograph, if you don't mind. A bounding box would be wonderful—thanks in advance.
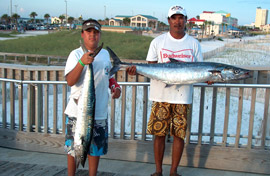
[160,48,194,63]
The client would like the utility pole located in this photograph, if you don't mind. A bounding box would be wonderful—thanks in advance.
[104,5,106,20]
[10,0,12,16]
[65,0,67,24]
[14,5,18,14]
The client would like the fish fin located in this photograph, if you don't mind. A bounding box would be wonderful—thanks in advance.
[169,58,179,63]
[107,46,123,76]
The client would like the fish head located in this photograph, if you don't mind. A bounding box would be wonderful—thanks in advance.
[220,66,251,82]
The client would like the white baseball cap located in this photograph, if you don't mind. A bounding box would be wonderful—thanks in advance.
[168,5,187,18]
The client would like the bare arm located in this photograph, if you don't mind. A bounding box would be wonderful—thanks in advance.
[66,52,94,86]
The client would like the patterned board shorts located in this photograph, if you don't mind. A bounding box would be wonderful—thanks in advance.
[64,116,108,157]
[147,102,191,140]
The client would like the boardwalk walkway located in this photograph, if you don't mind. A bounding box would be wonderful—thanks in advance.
[0,147,266,176]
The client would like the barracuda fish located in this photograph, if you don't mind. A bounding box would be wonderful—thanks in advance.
[107,47,251,85]
[73,41,103,168]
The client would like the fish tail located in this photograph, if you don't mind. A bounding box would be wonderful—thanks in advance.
[107,46,122,76]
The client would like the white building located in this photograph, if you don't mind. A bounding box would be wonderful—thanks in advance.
[255,7,268,28]
[199,10,238,35]
[109,14,158,30]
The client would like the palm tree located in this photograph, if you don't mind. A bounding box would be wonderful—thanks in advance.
[78,16,83,24]
[1,14,10,29]
[68,16,74,29]
[11,13,20,30]
[203,21,208,36]
[123,17,130,26]
[59,15,65,26]
[30,12,38,23]
[221,23,225,34]
[44,13,50,25]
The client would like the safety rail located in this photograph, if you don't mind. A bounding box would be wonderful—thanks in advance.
[1,78,269,148]
[1,78,270,174]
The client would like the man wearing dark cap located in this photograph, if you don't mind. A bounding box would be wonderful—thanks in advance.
[126,5,203,176]
[64,19,121,176]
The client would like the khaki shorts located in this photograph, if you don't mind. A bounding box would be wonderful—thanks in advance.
[147,102,191,140]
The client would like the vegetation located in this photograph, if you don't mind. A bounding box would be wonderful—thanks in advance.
[0,30,153,60]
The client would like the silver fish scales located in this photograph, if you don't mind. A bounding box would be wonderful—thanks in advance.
[107,47,251,85]
[73,41,99,168]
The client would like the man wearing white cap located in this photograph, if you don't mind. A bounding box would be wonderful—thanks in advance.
[127,5,203,176]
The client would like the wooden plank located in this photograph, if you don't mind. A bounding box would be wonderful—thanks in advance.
[248,71,258,149]
[18,70,24,131]
[130,75,137,140]
[0,128,270,174]
[141,77,148,141]
[186,98,192,144]
[44,71,49,134]
[1,68,7,128]
[53,71,58,134]
[198,87,205,145]
[35,71,42,132]
[62,84,67,134]
[0,162,34,176]
[19,164,66,176]
[261,71,270,148]
[120,71,127,139]
[235,81,244,148]
[210,87,217,145]
[27,71,34,132]
[222,88,230,147]
[9,69,15,130]
[110,97,116,138]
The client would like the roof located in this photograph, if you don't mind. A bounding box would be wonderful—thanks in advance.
[115,15,132,18]
[131,14,158,20]
[215,10,229,15]
[110,18,122,22]
[188,17,205,22]
[202,11,215,14]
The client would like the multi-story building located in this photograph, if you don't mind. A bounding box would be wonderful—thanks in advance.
[255,7,268,28]
[199,10,238,35]
[109,14,158,30]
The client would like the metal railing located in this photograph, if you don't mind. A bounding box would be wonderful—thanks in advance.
[1,78,269,150]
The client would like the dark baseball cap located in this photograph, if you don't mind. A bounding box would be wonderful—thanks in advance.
[82,19,101,32]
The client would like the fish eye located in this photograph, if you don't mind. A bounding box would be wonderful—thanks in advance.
[234,70,240,74]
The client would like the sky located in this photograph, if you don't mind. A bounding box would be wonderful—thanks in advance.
[0,0,270,25]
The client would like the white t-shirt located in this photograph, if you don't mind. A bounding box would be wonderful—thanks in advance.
[64,47,112,120]
[146,32,203,104]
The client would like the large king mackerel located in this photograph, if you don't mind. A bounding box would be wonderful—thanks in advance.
[107,47,251,85]
[73,41,102,168]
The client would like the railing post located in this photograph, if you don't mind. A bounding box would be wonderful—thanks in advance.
[141,77,148,141]
[53,71,58,134]
[35,71,42,132]
[248,71,258,149]
[119,70,127,139]
[18,70,24,131]
[47,57,50,66]
[198,87,205,145]
[261,71,270,148]
[44,71,49,134]
[1,69,7,128]
[27,71,34,132]
[10,69,15,130]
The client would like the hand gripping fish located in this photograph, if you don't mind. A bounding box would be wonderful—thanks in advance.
[73,41,103,168]
[107,47,251,85]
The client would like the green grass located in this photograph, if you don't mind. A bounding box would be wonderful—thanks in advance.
[0,30,153,60]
